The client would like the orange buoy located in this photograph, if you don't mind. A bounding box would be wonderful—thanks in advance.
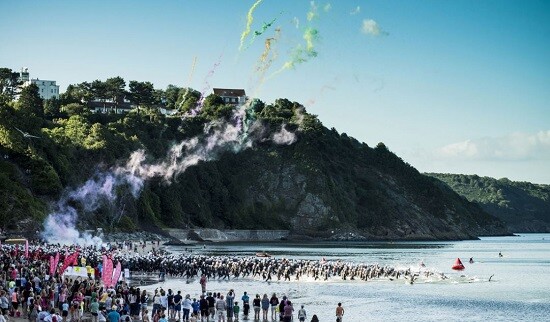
[452,258,465,270]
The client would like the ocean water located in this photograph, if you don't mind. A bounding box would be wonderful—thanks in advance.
[137,233,550,321]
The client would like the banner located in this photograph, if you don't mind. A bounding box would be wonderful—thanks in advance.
[49,256,55,275]
[24,240,29,258]
[59,251,79,275]
[63,266,95,279]
[53,252,60,275]
[102,256,113,287]
[111,262,122,287]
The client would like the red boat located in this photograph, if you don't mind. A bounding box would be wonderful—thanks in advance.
[452,258,465,270]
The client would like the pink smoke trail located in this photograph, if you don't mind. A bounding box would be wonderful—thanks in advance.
[195,54,223,114]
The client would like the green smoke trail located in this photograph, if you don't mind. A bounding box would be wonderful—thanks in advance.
[270,2,324,77]
[303,27,319,52]
[239,0,264,51]
[271,27,319,76]
[254,18,277,37]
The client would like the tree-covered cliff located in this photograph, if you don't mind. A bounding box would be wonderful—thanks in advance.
[0,73,509,240]
[426,173,550,232]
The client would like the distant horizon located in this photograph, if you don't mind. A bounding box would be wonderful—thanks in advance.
[1,0,548,184]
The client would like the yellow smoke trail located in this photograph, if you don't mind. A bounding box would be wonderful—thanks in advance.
[250,28,280,97]
[307,1,318,21]
[187,56,197,85]
[239,0,264,51]
[178,56,198,110]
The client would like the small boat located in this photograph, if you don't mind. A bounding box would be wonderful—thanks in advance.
[256,252,271,258]
[452,258,465,270]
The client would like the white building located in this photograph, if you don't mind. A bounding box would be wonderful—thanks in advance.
[26,79,60,100]
[18,67,60,100]
[19,67,30,82]
[213,88,247,105]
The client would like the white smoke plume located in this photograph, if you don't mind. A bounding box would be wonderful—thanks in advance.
[41,103,299,245]
[272,124,297,145]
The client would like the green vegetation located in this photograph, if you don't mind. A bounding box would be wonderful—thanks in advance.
[427,173,550,232]
[0,67,510,239]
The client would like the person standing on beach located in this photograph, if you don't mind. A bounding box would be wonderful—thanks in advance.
[282,300,293,322]
[335,302,344,322]
[269,293,279,321]
[241,292,250,319]
[215,295,226,322]
[206,293,216,321]
[297,305,307,322]
[233,302,240,321]
[199,275,207,294]
[199,295,208,322]
[225,290,234,320]
[173,291,182,321]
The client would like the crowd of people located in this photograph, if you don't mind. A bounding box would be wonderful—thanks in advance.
[0,240,382,322]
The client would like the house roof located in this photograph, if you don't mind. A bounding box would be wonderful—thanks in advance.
[213,88,246,97]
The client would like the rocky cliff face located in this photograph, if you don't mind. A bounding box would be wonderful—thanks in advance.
[179,134,510,240]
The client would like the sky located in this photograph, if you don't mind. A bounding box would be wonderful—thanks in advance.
[1,0,549,184]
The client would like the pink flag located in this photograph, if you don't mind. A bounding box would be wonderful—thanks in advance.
[111,261,122,287]
[59,251,79,275]
[102,256,114,287]
[53,252,60,274]
[24,240,29,258]
[49,256,55,275]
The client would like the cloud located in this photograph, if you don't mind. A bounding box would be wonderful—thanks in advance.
[436,130,550,161]
[361,19,388,36]
[350,6,360,15]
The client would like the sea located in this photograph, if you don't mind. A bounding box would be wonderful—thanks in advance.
[136,233,550,322]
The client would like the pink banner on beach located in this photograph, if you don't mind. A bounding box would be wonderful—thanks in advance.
[59,251,79,275]
[25,240,28,258]
[102,256,113,287]
[111,261,122,287]
[54,252,60,274]
[49,256,55,275]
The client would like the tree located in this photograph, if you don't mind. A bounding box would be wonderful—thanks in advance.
[153,89,165,107]
[202,94,224,108]
[43,96,62,119]
[18,83,43,118]
[164,85,181,109]
[61,82,94,104]
[0,68,20,101]
[91,80,108,101]
[61,103,88,117]
[104,77,126,106]
[128,81,155,107]
[176,88,200,112]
